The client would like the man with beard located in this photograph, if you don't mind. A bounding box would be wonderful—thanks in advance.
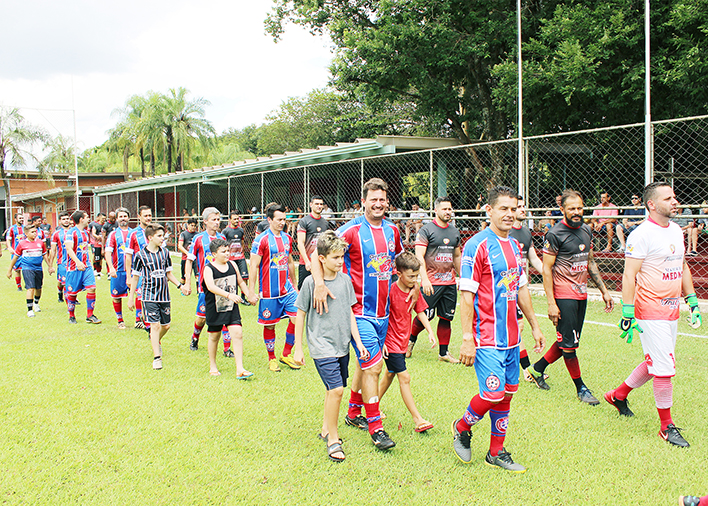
[50,211,73,302]
[125,206,153,330]
[101,211,118,247]
[296,195,328,290]
[527,190,614,405]
[105,208,133,329]
[605,182,701,447]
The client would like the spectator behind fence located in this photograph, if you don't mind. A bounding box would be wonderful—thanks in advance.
[690,201,708,256]
[590,191,619,252]
[672,202,695,255]
[550,195,563,225]
[616,193,645,254]
[405,203,427,244]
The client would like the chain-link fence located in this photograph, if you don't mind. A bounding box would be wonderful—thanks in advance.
[95,115,708,296]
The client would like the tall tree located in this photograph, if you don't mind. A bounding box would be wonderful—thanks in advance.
[42,135,77,173]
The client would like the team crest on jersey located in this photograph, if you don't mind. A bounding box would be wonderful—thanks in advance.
[199,304,206,313]
[496,268,519,297]
[388,240,395,252]
[316,227,321,232]
[271,253,289,270]
[644,353,653,366]
[485,374,501,390]
[366,253,393,280]
[670,244,675,254]
[443,238,450,245]
[544,240,550,250]
[206,252,215,264]
[263,309,272,319]
[119,244,128,253]
[495,416,509,433]
[578,244,585,251]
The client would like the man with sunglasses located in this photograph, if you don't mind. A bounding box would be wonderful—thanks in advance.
[616,194,646,254]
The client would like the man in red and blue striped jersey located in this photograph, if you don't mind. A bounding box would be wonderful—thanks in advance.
[6,213,25,290]
[105,208,133,329]
[64,210,101,324]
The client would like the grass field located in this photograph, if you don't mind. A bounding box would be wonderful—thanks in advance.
[1,252,707,505]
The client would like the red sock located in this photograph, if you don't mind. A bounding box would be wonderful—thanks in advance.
[698,496,708,506]
[563,354,581,379]
[348,390,364,418]
[364,401,383,434]
[457,395,495,432]
[112,300,123,322]
[15,273,21,288]
[86,293,96,318]
[437,319,451,346]
[282,321,295,357]
[615,361,652,400]
[410,317,425,341]
[264,327,276,360]
[657,408,673,432]
[543,341,563,364]
[192,320,204,341]
[67,294,77,318]
[222,326,231,351]
[613,382,632,401]
[489,396,512,457]
[519,348,529,360]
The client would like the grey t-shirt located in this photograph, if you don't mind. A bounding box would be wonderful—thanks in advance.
[296,273,357,359]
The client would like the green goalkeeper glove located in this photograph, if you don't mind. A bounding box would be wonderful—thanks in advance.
[686,293,702,329]
[618,302,643,344]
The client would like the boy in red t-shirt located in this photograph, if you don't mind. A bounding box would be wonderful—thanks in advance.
[379,251,435,432]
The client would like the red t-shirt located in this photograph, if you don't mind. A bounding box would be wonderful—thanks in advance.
[385,282,428,354]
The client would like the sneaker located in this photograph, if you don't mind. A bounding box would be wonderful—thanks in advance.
[604,391,634,417]
[27,310,35,318]
[279,354,302,370]
[268,358,281,372]
[68,316,77,324]
[190,338,199,351]
[527,369,551,390]
[223,349,235,358]
[439,352,461,364]
[17,286,22,292]
[523,369,549,382]
[660,424,690,448]
[485,449,527,473]
[58,295,64,303]
[687,250,698,257]
[33,304,41,313]
[344,415,368,430]
[406,340,416,358]
[618,246,625,254]
[86,315,102,324]
[680,496,702,506]
[117,321,127,330]
[577,385,600,405]
[371,429,396,450]
[452,419,472,463]
[152,358,163,370]
[135,321,146,330]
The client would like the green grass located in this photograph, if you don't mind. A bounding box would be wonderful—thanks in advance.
[1,253,707,505]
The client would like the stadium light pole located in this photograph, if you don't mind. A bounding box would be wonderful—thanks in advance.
[644,0,652,185]
[71,77,80,209]
[517,0,524,197]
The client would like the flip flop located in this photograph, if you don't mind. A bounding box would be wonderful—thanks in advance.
[209,371,221,377]
[327,442,345,463]
[236,371,254,380]
[414,422,434,433]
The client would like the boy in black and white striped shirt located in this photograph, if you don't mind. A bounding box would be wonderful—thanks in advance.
[129,224,183,370]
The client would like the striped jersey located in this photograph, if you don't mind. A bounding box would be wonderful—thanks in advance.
[460,228,528,349]
[128,227,148,256]
[131,246,173,302]
[51,228,70,266]
[64,227,92,271]
[251,229,294,298]
[15,238,47,271]
[105,228,132,272]
[8,224,25,251]
[188,231,226,293]
[337,215,403,319]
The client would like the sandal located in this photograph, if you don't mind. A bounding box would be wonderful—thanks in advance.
[414,422,434,433]
[209,371,221,377]
[327,442,345,462]
[236,371,254,380]
[317,433,343,445]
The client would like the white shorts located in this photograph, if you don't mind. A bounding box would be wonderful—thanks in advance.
[637,319,677,377]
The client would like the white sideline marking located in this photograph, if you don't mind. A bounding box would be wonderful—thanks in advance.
[533,314,708,339]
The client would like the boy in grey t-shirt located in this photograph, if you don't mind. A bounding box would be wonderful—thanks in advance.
[294,231,368,463]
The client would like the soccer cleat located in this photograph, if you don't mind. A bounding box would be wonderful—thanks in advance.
[439,352,461,364]
[27,310,35,318]
[344,415,368,430]
[33,304,41,313]
[68,316,77,324]
[58,295,64,303]
[660,424,690,448]
[279,354,302,370]
[577,385,600,405]
[604,391,634,417]
[527,369,551,390]
[679,496,702,506]
[268,358,281,372]
[190,338,199,351]
[17,286,22,292]
[86,315,102,324]
[152,358,163,370]
[117,321,126,330]
[223,349,235,358]
[485,449,527,473]
[371,429,396,450]
[452,418,472,464]
[406,340,416,358]
[135,321,146,330]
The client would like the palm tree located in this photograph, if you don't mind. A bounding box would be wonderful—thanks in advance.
[43,135,76,172]
[0,106,48,226]
[108,94,148,178]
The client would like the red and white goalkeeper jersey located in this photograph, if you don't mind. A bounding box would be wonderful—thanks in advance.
[625,218,684,321]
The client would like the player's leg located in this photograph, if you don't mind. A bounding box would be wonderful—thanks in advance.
[408,316,425,356]
[112,297,125,327]
[190,293,207,350]
[180,259,187,285]
[85,276,100,323]
[257,297,280,369]
[206,328,221,375]
[395,367,431,430]
[57,267,65,302]
[378,368,396,401]
[438,285,458,362]
[409,287,437,357]
[23,271,35,316]
[298,264,309,291]
[279,293,300,369]
[316,355,348,459]
[604,359,649,417]
[14,260,22,290]
[227,324,251,377]
[346,363,366,428]
[222,325,233,356]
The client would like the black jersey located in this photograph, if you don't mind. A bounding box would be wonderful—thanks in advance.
[415,221,460,285]
[222,226,245,260]
[179,230,196,260]
[542,221,591,300]
[132,246,173,302]
[296,214,329,265]
[256,220,269,235]
[202,261,241,327]
[509,225,533,270]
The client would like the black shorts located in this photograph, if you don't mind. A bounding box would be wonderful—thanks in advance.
[234,258,249,280]
[180,258,199,280]
[516,305,523,321]
[23,269,43,290]
[93,246,102,263]
[422,284,457,321]
[555,299,587,350]
[143,301,171,325]
[206,304,242,332]
[298,264,312,290]
[384,352,407,374]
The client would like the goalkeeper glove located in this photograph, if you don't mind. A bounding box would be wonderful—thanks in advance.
[686,293,702,329]
[618,302,643,344]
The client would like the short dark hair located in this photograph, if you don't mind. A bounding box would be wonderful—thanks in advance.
[229,210,240,218]
[266,204,286,220]
[138,205,151,216]
[23,224,37,234]
[434,196,452,208]
[395,250,421,272]
[209,238,229,253]
[145,224,164,238]
[97,212,105,218]
[487,186,517,207]
[31,215,42,223]
[71,210,86,224]
[363,178,388,200]
[58,210,71,219]
[643,181,672,210]
[311,195,324,203]
[560,189,583,207]
[186,217,197,225]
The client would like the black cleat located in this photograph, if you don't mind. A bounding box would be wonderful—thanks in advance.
[344,415,368,430]
[223,349,235,358]
[527,369,550,390]
[86,315,102,324]
[660,424,690,448]
[604,391,634,417]
[371,429,396,450]
[485,448,527,473]
[452,418,472,463]
[577,385,600,405]
[58,295,64,303]
[680,496,702,506]
[190,338,199,351]
[68,316,77,324]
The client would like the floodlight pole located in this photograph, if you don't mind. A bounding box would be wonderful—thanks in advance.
[517,0,525,197]
[644,0,652,185]
[71,77,80,209]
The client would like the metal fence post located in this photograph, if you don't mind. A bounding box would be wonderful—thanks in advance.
[429,151,433,211]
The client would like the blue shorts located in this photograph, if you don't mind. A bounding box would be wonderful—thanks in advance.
[257,291,298,325]
[57,264,67,284]
[110,271,129,298]
[196,291,206,318]
[353,317,388,370]
[23,269,43,290]
[313,355,350,390]
[65,269,96,295]
[474,347,520,402]
[384,352,407,374]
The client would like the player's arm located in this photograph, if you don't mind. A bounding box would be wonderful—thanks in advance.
[527,245,544,274]
[297,228,310,270]
[127,272,140,311]
[517,284,545,353]
[6,250,19,277]
[43,245,54,274]
[177,236,189,257]
[235,269,252,302]
[542,252,560,325]
[453,245,462,278]
[350,309,369,360]
[310,249,335,314]
[588,250,614,313]
[247,253,261,305]
[6,231,13,254]
[415,244,433,296]
[682,261,702,329]
[459,290,477,366]
[415,309,436,346]
[288,253,298,292]
[65,240,85,271]
[165,267,182,289]
[617,257,644,342]
[49,241,57,268]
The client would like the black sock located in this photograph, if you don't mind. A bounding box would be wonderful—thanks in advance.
[34,296,40,304]
[439,344,449,357]
[409,334,418,344]
[26,299,33,311]
[572,377,585,391]
[154,355,161,360]
[534,358,549,374]
[520,355,531,370]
